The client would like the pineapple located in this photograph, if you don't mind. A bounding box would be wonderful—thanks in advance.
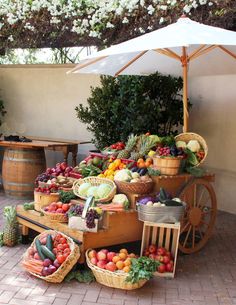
[3,206,19,247]
[131,135,158,160]
[117,134,138,159]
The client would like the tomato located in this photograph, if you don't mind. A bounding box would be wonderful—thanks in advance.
[63,252,70,258]
[55,233,63,241]
[57,202,63,208]
[57,244,64,251]
[59,237,67,244]
[62,204,69,212]
[63,248,71,254]
[57,254,66,264]
[52,248,58,255]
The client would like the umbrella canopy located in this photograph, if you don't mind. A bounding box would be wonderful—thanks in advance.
[70,16,236,132]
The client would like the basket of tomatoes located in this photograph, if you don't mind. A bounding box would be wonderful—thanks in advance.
[41,201,71,223]
[22,230,80,283]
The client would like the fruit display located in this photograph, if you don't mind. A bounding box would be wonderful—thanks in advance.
[87,248,137,273]
[114,169,152,183]
[43,201,71,214]
[22,231,80,282]
[98,158,136,180]
[143,245,174,274]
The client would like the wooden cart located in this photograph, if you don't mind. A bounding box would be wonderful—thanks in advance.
[150,173,217,254]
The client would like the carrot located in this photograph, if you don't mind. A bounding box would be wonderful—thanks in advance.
[22,261,43,275]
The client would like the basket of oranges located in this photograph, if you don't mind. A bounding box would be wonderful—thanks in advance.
[86,248,148,290]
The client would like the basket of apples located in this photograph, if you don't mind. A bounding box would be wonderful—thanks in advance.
[86,248,158,290]
[41,201,71,223]
[22,230,80,283]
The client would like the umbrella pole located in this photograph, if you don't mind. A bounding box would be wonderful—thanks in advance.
[182,47,188,133]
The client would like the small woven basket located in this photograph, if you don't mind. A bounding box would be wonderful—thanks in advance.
[115,180,154,195]
[152,156,181,176]
[73,177,116,203]
[86,249,147,290]
[40,205,68,223]
[34,192,60,212]
[22,230,80,283]
[175,132,208,166]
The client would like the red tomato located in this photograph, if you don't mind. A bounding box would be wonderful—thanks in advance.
[62,204,69,212]
[59,237,67,244]
[52,248,58,255]
[63,252,70,258]
[57,202,63,208]
[61,244,68,250]
[57,244,64,251]
[55,234,63,241]
[63,248,71,254]
[57,254,66,264]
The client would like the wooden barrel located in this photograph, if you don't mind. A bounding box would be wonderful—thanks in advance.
[2,148,46,199]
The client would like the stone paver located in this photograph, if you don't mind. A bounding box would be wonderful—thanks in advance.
[0,192,236,305]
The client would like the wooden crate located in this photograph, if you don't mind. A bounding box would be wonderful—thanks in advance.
[140,221,180,278]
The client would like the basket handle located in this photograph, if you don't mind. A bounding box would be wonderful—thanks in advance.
[82,196,95,219]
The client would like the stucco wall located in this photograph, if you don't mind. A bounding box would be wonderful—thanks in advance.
[189,74,236,214]
[0,65,235,213]
[0,65,100,165]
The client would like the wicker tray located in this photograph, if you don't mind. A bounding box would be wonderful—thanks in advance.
[115,180,153,195]
[86,249,147,290]
[40,205,68,223]
[73,177,116,203]
[175,132,208,166]
[22,230,80,283]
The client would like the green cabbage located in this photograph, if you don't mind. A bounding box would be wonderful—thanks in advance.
[87,186,99,199]
[97,183,112,199]
[78,182,92,196]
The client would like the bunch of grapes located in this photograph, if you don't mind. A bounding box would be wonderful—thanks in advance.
[86,209,100,229]
[67,205,83,217]
[35,172,52,186]
[157,146,171,156]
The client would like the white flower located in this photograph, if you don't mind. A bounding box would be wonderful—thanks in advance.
[147,5,155,15]
[208,1,213,6]
[199,0,207,4]
[147,25,153,30]
[139,27,145,34]
[106,22,114,28]
[8,35,14,42]
[159,17,165,24]
[122,17,129,24]
[183,4,191,13]
[160,5,168,11]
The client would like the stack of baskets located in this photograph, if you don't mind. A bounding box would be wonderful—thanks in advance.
[22,230,80,283]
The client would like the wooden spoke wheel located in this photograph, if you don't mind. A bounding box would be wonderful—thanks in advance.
[178,178,217,254]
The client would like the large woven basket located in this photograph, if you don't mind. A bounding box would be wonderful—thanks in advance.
[34,192,60,212]
[175,132,208,166]
[115,180,153,195]
[152,156,181,175]
[73,177,116,202]
[40,205,68,223]
[86,249,147,290]
[22,230,80,283]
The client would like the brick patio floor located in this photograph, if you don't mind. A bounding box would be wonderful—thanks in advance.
[0,191,236,305]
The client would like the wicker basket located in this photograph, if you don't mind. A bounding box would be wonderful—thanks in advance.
[22,230,80,283]
[40,205,68,223]
[86,249,147,290]
[34,192,60,212]
[115,180,154,195]
[152,156,181,175]
[73,177,116,203]
[175,132,208,166]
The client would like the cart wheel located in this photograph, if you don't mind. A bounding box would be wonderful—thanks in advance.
[178,178,217,254]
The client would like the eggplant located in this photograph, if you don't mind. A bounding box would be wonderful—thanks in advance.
[138,168,148,176]
[164,199,183,206]
[131,167,139,172]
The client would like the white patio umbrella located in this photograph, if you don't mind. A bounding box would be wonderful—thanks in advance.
[70,16,236,132]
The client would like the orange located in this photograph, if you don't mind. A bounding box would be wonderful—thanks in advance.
[118,252,127,260]
[113,159,121,167]
[124,258,131,266]
[116,260,124,270]
[128,253,136,258]
[123,266,130,273]
[137,158,144,164]
[119,248,128,254]
[137,161,146,168]
[112,255,120,263]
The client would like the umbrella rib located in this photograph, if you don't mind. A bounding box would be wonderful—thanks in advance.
[69,56,108,73]
[188,45,206,61]
[114,51,148,76]
[218,46,236,60]
[154,48,180,61]
[190,45,218,61]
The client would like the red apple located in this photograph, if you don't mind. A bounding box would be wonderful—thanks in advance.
[157,247,166,256]
[101,249,109,255]
[88,250,97,259]
[105,262,117,272]
[166,262,174,272]
[144,249,150,256]
[148,244,157,254]
[97,260,106,269]
[90,257,98,265]
[107,252,116,262]
[165,251,173,260]
[157,264,166,273]
[156,255,164,263]
[163,255,170,264]
[97,251,107,261]
[149,254,156,260]
[60,162,67,171]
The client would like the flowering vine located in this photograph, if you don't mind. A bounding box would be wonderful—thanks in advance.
[0,0,234,49]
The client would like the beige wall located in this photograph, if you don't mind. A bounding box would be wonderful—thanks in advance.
[0,65,235,213]
[189,74,236,214]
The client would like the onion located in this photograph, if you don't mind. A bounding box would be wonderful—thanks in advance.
[43,258,52,267]
[48,265,57,274]
[137,196,154,205]
[53,259,61,269]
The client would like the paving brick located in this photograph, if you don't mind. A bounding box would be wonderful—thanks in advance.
[53,298,68,305]
[9,299,37,305]
[14,287,32,299]
[67,294,84,305]
[0,291,15,303]
[83,289,99,302]
[98,297,124,304]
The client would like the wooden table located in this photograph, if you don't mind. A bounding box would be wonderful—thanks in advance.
[16,205,143,263]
